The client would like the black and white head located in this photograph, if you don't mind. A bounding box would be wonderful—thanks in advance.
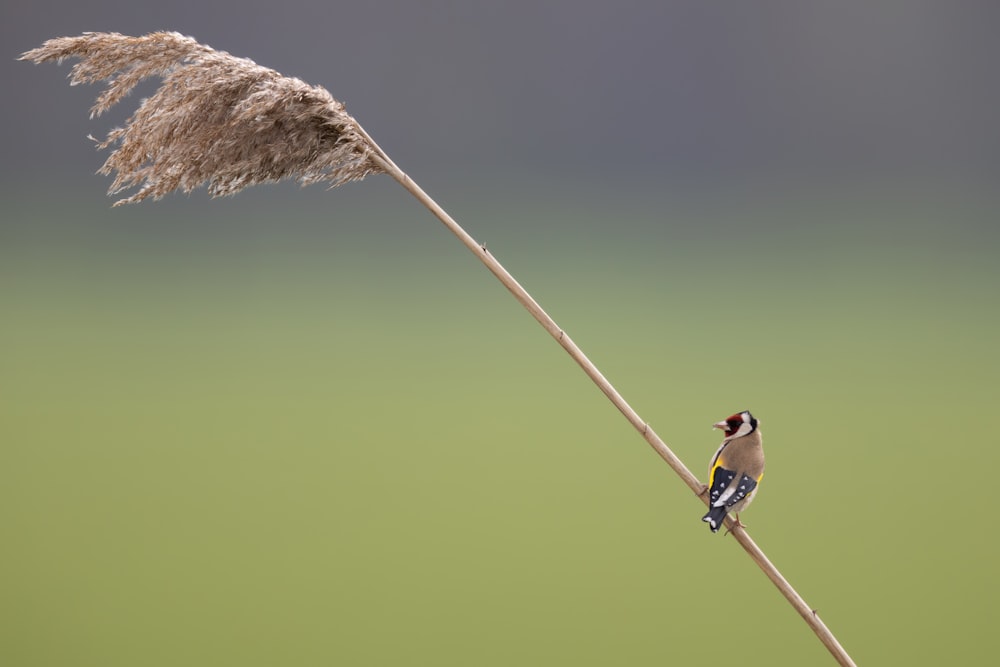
[713,410,758,441]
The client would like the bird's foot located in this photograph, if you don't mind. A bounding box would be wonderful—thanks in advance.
[724,514,747,536]
[697,484,709,497]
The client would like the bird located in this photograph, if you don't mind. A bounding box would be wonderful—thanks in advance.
[702,410,765,533]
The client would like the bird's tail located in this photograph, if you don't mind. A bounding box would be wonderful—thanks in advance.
[702,506,728,533]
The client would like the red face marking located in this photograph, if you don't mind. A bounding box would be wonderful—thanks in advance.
[724,414,743,432]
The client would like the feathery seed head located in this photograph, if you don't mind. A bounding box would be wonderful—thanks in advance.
[20,31,384,204]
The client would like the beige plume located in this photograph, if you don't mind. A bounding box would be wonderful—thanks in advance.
[20,31,383,204]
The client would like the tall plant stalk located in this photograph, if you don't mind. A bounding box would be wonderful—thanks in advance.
[22,32,857,666]
[361,129,857,667]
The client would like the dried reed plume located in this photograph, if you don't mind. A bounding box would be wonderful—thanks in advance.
[22,32,857,667]
[20,32,382,203]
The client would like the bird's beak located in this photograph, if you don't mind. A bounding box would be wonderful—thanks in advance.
[712,420,728,431]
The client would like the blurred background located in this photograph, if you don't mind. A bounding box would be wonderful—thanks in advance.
[2,2,998,665]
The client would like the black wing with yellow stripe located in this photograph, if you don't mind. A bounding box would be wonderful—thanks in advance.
[707,466,758,508]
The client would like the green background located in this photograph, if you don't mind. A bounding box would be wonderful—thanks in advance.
[3,177,996,665]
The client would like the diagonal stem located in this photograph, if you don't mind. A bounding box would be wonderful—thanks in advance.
[358,126,857,667]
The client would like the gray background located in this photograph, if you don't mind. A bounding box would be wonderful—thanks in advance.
[5,1,999,194]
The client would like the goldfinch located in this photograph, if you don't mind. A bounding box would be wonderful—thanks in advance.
[702,410,764,533]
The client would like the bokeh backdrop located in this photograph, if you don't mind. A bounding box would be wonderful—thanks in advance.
[3,2,998,665]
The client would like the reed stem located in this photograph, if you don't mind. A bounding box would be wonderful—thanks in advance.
[360,126,858,667]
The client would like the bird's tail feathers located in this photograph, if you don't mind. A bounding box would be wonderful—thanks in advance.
[702,506,727,533]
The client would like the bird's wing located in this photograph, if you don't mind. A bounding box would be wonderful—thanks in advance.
[707,464,758,509]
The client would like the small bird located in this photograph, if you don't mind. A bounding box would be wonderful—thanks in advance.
[702,410,765,533]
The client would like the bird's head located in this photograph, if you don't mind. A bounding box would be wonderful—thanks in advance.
[713,410,758,440]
